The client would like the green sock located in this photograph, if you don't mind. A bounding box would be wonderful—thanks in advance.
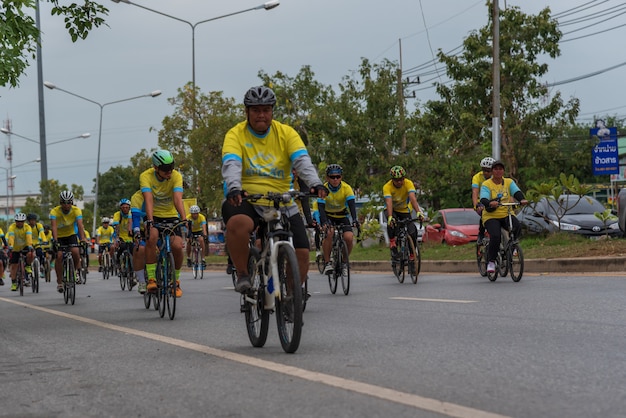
[146,263,156,279]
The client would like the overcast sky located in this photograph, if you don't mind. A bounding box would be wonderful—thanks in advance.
[1,0,624,196]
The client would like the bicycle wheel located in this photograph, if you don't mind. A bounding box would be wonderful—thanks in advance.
[102,252,109,280]
[63,258,70,304]
[316,253,324,274]
[32,258,40,293]
[407,235,420,284]
[302,277,308,312]
[498,246,509,277]
[198,246,204,280]
[192,245,200,280]
[476,241,488,277]
[327,257,338,294]
[81,253,88,284]
[119,258,126,290]
[397,242,407,284]
[17,260,24,296]
[156,257,166,318]
[244,247,269,347]
[143,288,152,309]
[166,252,176,320]
[275,244,302,353]
[509,243,524,282]
[68,262,76,305]
[44,257,51,282]
[339,241,350,295]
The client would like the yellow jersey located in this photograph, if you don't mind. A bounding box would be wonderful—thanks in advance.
[139,168,184,219]
[50,205,83,238]
[8,223,33,251]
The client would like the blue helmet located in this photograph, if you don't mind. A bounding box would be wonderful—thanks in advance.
[119,198,131,207]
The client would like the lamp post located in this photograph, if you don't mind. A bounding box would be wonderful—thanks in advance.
[111,0,280,127]
[43,81,161,235]
[0,128,90,147]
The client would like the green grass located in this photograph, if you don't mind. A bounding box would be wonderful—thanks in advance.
[205,233,626,263]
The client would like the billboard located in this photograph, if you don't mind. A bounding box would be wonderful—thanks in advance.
[591,120,618,176]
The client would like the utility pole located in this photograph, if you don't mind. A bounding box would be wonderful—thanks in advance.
[492,0,501,160]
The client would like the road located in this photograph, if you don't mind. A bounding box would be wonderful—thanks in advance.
[1,268,624,418]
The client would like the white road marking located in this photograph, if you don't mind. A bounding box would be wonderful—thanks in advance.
[1,297,507,418]
[391,297,477,303]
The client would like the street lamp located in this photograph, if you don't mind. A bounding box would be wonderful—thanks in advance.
[111,0,280,127]
[0,128,91,147]
[43,81,162,235]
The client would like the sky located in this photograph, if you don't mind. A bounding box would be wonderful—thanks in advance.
[1,0,625,196]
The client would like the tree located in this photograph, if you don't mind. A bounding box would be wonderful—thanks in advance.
[1,0,108,87]
[95,165,139,219]
[417,2,579,208]
[21,179,84,222]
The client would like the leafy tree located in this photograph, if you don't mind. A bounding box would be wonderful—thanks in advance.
[95,165,139,219]
[418,2,579,209]
[1,0,108,87]
[21,179,84,221]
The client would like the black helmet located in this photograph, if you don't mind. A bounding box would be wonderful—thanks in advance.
[243,86,276,107]
[27,213,38,221]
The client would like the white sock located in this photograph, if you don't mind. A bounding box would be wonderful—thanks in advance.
[135,269,145,283]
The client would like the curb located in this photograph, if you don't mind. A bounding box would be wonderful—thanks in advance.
[205,257,626,274]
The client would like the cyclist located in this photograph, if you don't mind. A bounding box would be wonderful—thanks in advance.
[479,160,528,273]
[318,164,359,276]
[130,189,148,294]
[140,150,188,298]
[221,85,327,293]
[96,217,115,273]
[82,229,91,275]
[112,198,134,279]
[186,205,207,268]
[50,190,87,292]
[7,213,35,290]
[383,165,425,259]
[0,226,7,285]
[472,157,495,244]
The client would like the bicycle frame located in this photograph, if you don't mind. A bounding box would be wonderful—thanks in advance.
[154,221,187,320]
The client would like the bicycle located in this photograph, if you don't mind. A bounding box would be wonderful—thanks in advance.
[14,249,33,296]
[42,248,53,283]
[151,220,187,320]
[240,190,310,354]
[484,202,524,282]
[101,244,112,280]
[314,226,325,275]
[58,243,80,305]
[79,241,89,284]
[323,224,357,295]
[30,250,40,294]
[391,217,422,284]
[190,238,204,280]
[118,243,135,291]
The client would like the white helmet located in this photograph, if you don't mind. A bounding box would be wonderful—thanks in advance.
[14,213,27,222]
[480,156,495,169]
[189,205,200,214]
[102,217,110,223]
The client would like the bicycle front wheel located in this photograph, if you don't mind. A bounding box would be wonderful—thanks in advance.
[44,257,51,282]
[166,252,176,320]
[68,261,76,305]
[244,247,269,348]
[102,253,110,280]
[32,258,40,293]
[509,243,524,282]
[316,253,324,274]
[119,261,126,290]
[407,235,420,284]
[339,241,350,295]
[192,246,200,279]
[275,245,302,353]
[156,258,166,318]
[476,241,488,277]
[17,260,24,296]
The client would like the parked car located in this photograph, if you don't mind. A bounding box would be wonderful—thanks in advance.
[517,195,621,238]
[423,208,480,246]
[618,188,626,233]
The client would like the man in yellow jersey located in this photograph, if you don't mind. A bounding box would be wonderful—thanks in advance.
[7,213,35,290]
[383,165,424,259]
[186,205,207,268]
[112,198,134,282]
[27,213,46,278]
[96,217,115,273]
[130,189,149,293]
[472,157,494,244]
[318,164,359,276]
[140,150,188,298]
[222,86,327,294]
[50,190,87,293]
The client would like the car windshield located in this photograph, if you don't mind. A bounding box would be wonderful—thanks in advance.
[548,197,606,215]
[445,211,479,225]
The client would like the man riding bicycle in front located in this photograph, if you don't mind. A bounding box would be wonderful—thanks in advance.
[186,205,207,268]
[318,164,359,276]
[221,86,327,294]
[479,159,528,273]
[7,213,35,290]
[383,165,425,260]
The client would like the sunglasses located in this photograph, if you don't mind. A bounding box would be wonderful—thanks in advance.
[482,169,492,172]
[158,163,174,172]
[328,175,341,180]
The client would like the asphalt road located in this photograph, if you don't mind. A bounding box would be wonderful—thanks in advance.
[1,268,624,418]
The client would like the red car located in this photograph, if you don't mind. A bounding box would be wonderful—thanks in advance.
[423,208,480,246]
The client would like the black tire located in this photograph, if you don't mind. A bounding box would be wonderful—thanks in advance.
[31,258,40,293]
[102,253,110,280]
[63,258,71,304]
[275,245,302,353]
[302,278,308,312]
[68,261,76,305]
[339,241,350,295]
[44,258,51,282]
[119,264,126,290]
[509,243,524,282]
[192,245,200,279]
[156,257,166,318]
[17,261,24,296]
[397,241,407,284]
[328,247,338,294]
[407,235,420,284]
[143,289,152,309]
[166,252,176,320]
[316,253,324,274]
[81,254,88,284]
[124,253,135,291]
[476,241,488,277]
[244,247,269,348]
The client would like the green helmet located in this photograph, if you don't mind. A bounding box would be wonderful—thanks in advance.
[390,165,406,179]
[152,149,174,167]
